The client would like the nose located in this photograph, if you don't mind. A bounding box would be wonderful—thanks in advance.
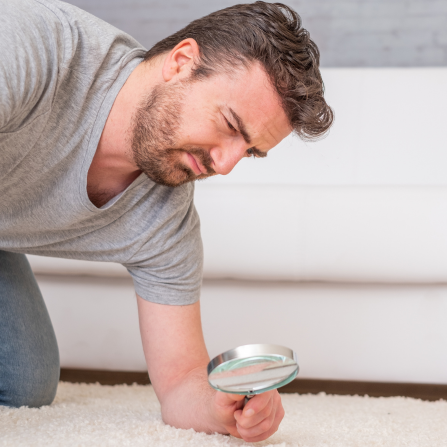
[210,142,248,176]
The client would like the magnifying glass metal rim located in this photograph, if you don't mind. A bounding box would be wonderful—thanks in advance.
[207,343,299,395]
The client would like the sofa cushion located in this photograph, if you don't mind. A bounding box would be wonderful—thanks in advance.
[195,185,447,282]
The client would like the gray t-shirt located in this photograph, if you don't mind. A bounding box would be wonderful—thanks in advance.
[0,0,203,305]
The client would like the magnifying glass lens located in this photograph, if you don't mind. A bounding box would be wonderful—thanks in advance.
[208,353,298,394]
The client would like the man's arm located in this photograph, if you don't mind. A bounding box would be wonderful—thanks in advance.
[136,295,285,442]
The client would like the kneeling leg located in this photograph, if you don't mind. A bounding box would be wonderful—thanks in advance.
[0,251,60,408]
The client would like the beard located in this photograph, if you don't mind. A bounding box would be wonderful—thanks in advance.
[130,80,215,187]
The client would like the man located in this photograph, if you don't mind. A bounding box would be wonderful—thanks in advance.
[0,0,333,442]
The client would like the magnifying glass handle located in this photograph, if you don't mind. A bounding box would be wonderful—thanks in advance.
[244,394,255,406]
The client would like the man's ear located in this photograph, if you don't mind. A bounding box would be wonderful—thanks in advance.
[162,38,200,82]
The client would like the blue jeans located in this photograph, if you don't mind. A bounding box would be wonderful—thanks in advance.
[0,250,60,408]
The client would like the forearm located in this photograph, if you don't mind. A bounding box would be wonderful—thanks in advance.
[159,365,225,434]
[136,297,238,436]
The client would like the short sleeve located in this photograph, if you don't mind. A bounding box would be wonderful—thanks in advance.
[0,0,62,132]
[122,189,204,306]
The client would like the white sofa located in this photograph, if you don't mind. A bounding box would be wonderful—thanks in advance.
[29,68,447,385]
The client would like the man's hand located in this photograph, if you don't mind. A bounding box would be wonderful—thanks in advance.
[213,390,285,442]
[136,295,285,442]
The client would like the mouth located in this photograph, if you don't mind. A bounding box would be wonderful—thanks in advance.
[186,152,208,175]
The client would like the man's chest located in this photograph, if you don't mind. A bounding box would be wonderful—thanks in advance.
[86,186,120,208]
[86,164,142,208]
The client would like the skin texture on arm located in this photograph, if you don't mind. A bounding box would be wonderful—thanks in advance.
[136,295,285,442]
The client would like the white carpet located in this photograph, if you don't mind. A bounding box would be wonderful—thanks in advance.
[1,382,447,447]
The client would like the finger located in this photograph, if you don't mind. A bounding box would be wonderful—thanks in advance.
[237,403,277,441]
[215,390,245,408]
[234,393,274,429]
[214,391,245,420]
[226,425,243,439]
[213,391,246,435]
[243,390,274,416]
[237,392,285,442]
[235,390,277,428]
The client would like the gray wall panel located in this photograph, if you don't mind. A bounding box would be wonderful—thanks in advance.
[66,0,447,67]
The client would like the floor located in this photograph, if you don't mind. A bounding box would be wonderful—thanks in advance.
[1,382,447,447]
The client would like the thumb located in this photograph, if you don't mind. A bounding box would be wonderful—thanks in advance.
[215,391,245,408]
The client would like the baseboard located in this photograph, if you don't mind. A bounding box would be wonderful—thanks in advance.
[60,368,447,401]
[280,378,447,401]
[60,368,150,386]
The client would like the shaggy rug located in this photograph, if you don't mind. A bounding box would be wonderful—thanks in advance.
[1,382,446,447]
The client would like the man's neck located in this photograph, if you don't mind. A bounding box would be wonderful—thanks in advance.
[87,57,163,208]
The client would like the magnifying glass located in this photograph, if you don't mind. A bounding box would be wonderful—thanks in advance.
[207,344,299,405]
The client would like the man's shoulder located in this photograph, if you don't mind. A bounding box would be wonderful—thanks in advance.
[4,0,145,69]
[0,0,66,132]
[0,0,65,36]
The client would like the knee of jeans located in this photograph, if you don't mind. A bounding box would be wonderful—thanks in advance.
[1,355,60,408]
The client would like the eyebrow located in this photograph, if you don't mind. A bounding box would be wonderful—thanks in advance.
[228,107,268,158]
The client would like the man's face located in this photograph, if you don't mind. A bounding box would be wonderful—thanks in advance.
[131,62,291,187]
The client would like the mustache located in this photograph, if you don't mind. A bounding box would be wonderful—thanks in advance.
[179,147,216,175]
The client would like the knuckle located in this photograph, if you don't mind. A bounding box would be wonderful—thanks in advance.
[274,391,281,403]
[260,418,272,432]
[257,405,270,419]
[236,423,245,435]
[277,401,285,415]
[238,419,249,429]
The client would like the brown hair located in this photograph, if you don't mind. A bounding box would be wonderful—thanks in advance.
[144,2,333,140]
